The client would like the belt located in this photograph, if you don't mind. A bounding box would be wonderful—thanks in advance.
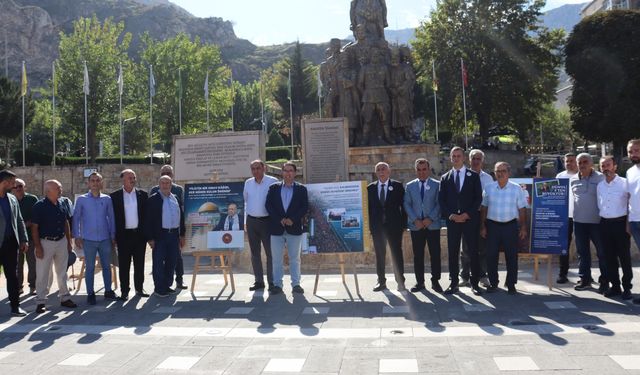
[487,219,517,225]
[125,228,139,232]
[161,228,179,233]
[42,235,64,241]
[601,216,627,223]
[248,215,269,220]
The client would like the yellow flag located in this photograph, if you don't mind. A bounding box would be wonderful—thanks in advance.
[21,62,28,97]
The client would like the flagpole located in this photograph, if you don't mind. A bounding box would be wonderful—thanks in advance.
[178,68,182,135]
[205,71,210,132]
[21,61,25,167]
[260,77,265,135]
[317,69,322,119]
[461,58,468,150]
[432,60,438,143]
[83,60,89,164]
[52,61,56,166]
[288,69,294,159]
[118,64,123,164]
[230,71,234,131]
[149,64,153,165]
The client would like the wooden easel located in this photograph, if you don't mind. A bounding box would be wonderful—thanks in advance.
[313,253,360,295]
[190,250,235,293]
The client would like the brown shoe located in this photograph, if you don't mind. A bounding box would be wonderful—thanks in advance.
[60,299,77,308]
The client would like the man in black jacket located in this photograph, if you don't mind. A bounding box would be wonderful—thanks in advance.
[438,147,483,295]
[367,162,407,292]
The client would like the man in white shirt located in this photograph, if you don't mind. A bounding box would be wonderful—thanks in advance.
[243,160,278,292]
[556,153,578,284]
[625,139,640,304]
[597,156,632,300]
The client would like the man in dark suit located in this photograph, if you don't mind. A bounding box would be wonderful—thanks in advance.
[213,203,244,231]
[145,175,186,297]
[111,169,149,300]
[438,146,483,295]
[367,162,407,292]
[265,161,308,295]
[0,170,29,316]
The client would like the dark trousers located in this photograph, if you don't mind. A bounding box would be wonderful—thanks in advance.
[247,216,273,286]
[574,222,607,283]
[558,218,574,277]
[486,220,519,287]
[461,234,487,280]
[446,219,480,286]
[372,227,404,285]
[600,217,632,290]
[410,228,441,285]
[17,241,36,289]
[174,251,184,285]
[0,236,20,309]
[118,229,147,295]
[152,231,179,294]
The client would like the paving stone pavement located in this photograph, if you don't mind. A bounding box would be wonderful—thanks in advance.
[1,257,640,374]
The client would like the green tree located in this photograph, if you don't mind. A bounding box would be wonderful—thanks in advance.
[56,16,134,161]
[140,33,231,151]
[0,76,34,162]
[412,0,564,145]
[565,10,640,154]
[232,81,264,132]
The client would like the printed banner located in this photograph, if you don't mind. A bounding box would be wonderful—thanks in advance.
[183,182,245,252]
[305,181,370,254]
[530,178,569,255]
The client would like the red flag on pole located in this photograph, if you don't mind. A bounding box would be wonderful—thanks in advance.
[461,59,468,88]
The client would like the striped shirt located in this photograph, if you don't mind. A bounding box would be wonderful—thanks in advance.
[482,180,527,222]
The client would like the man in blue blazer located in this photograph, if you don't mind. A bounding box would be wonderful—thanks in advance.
[265,162,308,295]
[367,162,407,292]
[403,158,442,293]
[438,147,483,295]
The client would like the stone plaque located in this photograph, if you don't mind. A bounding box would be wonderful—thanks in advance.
[172,131,264,182]
[302,118,349,183]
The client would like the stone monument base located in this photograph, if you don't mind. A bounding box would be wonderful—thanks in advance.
[349,143,442,183]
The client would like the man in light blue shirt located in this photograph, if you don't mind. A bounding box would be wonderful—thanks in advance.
[73,172,117,304]
[480,162,527,295]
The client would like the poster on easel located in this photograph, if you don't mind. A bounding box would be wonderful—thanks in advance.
[304,181,370,254]
[529,177,569,255]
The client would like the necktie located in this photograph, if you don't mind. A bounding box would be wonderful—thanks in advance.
[420,181,425,219]
[455,170,461,192]
[379,183,386,206]
[228,216,234,230]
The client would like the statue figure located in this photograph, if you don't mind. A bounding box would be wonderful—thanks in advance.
[358,49,392,145]
[337,52,361,146]
[320,38,342,118]
[389,47,416,142]
[350,0,388,40]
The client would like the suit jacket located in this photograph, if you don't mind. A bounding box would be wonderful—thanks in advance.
[0,193,28,245]
[213,214,244,231]
[265,182,308,236]
[403,177,441,231]
[367,179,406,233]
[144,192,186,242]
[438,167,482,220]
[110,187,148,244]
[150,183,184,206]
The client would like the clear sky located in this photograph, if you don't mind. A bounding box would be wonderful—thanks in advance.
[169,0,589,46]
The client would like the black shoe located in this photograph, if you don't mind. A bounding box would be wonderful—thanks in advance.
[597,283,609,295]
[29,287,36,296]
[87,293,97,305]
[292,285,304,294]
[444,285,459,295]
[270,286,283,295]
[622,289,632,300]
[556,275,569,284]
[154,291,169,298]
[574,280,591,291]
[459,278,470,287]
[507,285,517,295]
[11,307,27,317]
[168,288,178,294]
[36,304,46,314]
[136,290,150,298]
[249,282,265,291]
[410,284,425,293]
[176,283,188,290]
[118,294,129,301]
[104,290,118,300]
[604,286,622,298]
[431,281,443,293]
[486,285,498,293]
[61,299,77,308]
[373,283,387,292]
[471,285,482,296]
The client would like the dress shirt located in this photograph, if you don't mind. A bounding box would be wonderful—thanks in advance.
[627,165,640,222]
[556,170,577,218]
[72,192,115,241]
[377,179,389,200]
[150,183,184,204]
[281,183,294,211]
[452,166,467,192]
[478,170,494,191]
[160,193,180,229]
[222,214,240,230]
[123,187,139,229]
[243,175,278,217]
[597,175,629,219]
[570,170,604,224]
[32,198,68,238]
[482,180,527,222]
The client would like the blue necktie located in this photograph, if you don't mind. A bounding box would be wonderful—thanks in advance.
[455,170,461,192]
[420,180,425,219]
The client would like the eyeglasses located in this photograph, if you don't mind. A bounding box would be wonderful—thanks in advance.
[12,185,24,190]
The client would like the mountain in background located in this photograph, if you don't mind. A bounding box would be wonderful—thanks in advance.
[1,0,585,86]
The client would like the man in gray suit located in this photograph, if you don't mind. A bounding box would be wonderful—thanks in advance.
[403,158,442,293]
[0,170,29,316]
